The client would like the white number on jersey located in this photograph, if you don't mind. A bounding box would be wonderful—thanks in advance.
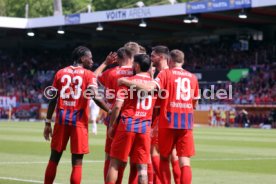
[60,75,83,99]
[175,77,191,101]
[137,95,153,110]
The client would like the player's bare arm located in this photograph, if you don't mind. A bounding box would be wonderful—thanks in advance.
[118,77,157,92]
[88,86,110,113]
[43,96,57,141]
[108,100,123,139]
[192,99,198,110]
[94,52,117,77]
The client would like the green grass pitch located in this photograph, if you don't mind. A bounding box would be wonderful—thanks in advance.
[0,122,276,184]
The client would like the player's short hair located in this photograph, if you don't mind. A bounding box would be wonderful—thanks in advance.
[117,47,133,59]
[72,46,91,63]
[124,41,140,55]
[134,54,151,72]
[170,49,184,64]
[152,45,169,59]
[139,45,147,54]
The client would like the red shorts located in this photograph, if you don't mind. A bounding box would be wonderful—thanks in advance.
[110,131,150,164]
[51,123,89,154]
[229,118,234,123]
[158,128,195,158]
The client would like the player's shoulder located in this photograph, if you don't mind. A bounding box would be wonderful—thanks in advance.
[157,68,169,76]
[106,66,118,73]
[55,66,69,76]
[100,66,118,78]
[182,69,198,80]
[84,68,95,77]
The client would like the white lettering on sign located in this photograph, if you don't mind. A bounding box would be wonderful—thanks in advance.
[0,96,16,108]
[106,8,151,20]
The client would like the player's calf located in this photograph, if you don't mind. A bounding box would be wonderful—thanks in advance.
[44,149,63,184]
[70,154,84,184]
[106,158,126,183]
[179,156,192,184]
[137,164,148,184]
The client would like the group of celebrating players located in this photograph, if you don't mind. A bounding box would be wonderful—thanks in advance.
[43,41,199,184]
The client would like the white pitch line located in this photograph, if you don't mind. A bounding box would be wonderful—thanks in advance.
[0,158,275,165]
[193,157,276,161]
[0,176,61,184]
[0,160,104,165]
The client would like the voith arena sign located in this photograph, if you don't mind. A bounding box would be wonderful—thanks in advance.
[106,7,151,20]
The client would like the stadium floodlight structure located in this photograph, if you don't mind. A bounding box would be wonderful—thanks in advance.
[191,16,199,23]
[238,9,247,19]
[57,26,65,34]
[139,19,147,27]
[96,23,104,31]
[136,1,145,7]
[168,0,177,4]
[27,29,35,37]
[184,14,198,24]
[87,4,92,13]
[183,14,192,24]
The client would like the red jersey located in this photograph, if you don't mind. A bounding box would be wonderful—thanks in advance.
[154,67,199,129]
[98,66,133,107]
[116,74,156,134]
[52,66,97,127]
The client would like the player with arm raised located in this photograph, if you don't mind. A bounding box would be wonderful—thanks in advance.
[43,46,110,184]
[106,54,156,184]
[98,45,140,183]
[119,49,199,184]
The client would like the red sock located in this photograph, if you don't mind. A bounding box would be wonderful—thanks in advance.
[181,166,192,184]
[148,163,153,184]
[70,165,82,184]
[116,165,125,184]
[159,159,171,184]
[128,163,138,184]
[154,174,162,184]
[172,160,181,184]
[151,156,160,178]
[105,182,115,184]
[104,159,110,182]
[44,160,58,184]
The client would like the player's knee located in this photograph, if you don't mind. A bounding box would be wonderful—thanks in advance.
[137,164,148,184]
[160,155,170,161]
[72,154,83,166]
[50,149,63,163]
[179,156,190,167]
[171,148,178,161]
[151,146,159,156]
[110,158,121,170]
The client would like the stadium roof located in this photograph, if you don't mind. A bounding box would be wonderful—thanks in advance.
[1,0,276,49]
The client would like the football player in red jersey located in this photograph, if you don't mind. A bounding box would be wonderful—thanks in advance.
[106,54,156,184]
[97,46,138,184]
[150,46,182,184]
[119,49,199,184]
[43,46,110,184]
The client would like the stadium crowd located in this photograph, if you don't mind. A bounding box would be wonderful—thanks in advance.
[0,43,275,105]
[0,42,275,124]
